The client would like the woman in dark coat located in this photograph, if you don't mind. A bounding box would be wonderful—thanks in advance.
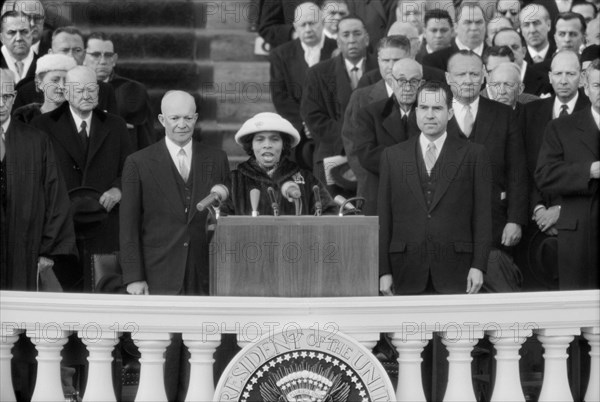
[229,112,336,216]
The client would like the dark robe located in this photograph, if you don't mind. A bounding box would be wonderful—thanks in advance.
[0,119,77,290]
[227,157,337,216]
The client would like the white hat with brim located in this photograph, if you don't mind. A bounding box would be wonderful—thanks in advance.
[235,112,301,148]
[36,54,77,75]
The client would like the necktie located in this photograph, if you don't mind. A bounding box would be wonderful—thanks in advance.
[78,121,88,150]
[425,142,437,175]
[350,66,360,90]
[0,127,5,162]
[559,104,569,117]
[463,104,475,137]
[304,47,318,67]
[532,55,544,63]
[178,148,189,181]
[15,61,24,78]
[401,113,408,133]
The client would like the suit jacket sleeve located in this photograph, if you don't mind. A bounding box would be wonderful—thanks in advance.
[269,49,302,128]
[378,148,393,276]
[472,145,493,272]
[535,121,595,196]
[119,156,145,285]
[259,0,294,48]
[301,66,341,152]
[353,104,384,174]
[505,110,529,226]
[39,135,77,258]
[112,117,134,190]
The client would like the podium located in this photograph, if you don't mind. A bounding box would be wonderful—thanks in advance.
[209,216,378,297]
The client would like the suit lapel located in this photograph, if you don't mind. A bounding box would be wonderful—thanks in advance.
[382,102,407,143]
[86,112,109,170]
[188,142,212,223]
[406,138,428,212]
[334,55,353,114]
[149,141,187,222]
[428,136,468,211]
[472,97,493,145]
[577,110,600,158]
[51,106,87,169]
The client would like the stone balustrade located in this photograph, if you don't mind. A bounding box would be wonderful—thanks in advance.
[1,290,598,401]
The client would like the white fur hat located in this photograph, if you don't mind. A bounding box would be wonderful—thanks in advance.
[35,54,77,75]
[235,112,301,147]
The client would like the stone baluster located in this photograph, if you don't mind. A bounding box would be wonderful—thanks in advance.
[441,328,483,402]
[0,327,22,402]
[350,332,380,353]
[582,327,599,402]
[392,331,432,402]
[29,327,70,402]
[81,330,120,402]
[133,332,171,402]
[488,328,531,402]
[536,328,579,402]
[183,333,221,402]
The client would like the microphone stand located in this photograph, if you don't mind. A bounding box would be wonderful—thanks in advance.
[338,197,365,216]
[293,198,302,216]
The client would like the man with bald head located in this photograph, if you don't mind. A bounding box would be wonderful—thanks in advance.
[446,50,528,253]
[486,62,539,109]
[32,65,131,291]
[351,58,422,215]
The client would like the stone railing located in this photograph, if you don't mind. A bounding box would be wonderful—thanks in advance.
[1,290,598,401]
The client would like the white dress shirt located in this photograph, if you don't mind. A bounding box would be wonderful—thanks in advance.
[344,57,365,82]
[385,82,393,97]
[419,132,447,173]
[300,35,325,67]
[455,38,484,56]
[2,117,10,137]
[165,136,192,177]
[528,43,550,62]
[1,46,34,83]
[69,107,92,137]
[553,92,579,119]
[591,107,600,131]
[452,98,480,134]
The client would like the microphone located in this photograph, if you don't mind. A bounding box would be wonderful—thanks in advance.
[267,186,280,216]
[281,181,301,200]
[312,185,322,216]
[334,195,365,216]
[250,188,260,217]
[196,184,229,212]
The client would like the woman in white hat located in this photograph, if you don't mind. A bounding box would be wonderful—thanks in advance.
[12,54,76,123]
[229,112,336,216]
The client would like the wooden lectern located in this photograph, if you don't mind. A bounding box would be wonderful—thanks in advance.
[210,216,378,297]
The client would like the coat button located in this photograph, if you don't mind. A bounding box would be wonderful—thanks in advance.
[183,242,189,247]
[427,214,432,219]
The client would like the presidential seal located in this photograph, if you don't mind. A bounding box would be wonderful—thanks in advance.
[214,326,395,401]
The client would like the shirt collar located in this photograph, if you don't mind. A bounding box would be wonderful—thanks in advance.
[528,43,550,59]
[1,46,34,79]
[344,57,365,73]
[453,97,480,114]
[1,117,10,138]
[165,136,193,159]
[385,82,393,97]
[455,38,484,56]
[553,92,579,118]
[32,41,40,54]
[591,107,600,130]
[69,106,92,134]
[323,29,336,40]
[419,132,447,154]
[300,34,325,53]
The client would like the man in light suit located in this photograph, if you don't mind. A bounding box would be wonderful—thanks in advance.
[535,58,599,290]
[379,80,492,296]
[120,90,230,400]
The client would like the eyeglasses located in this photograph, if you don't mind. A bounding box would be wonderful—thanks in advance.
[498,9,519,16]
[392,77,423,87]
[86,51,115,60]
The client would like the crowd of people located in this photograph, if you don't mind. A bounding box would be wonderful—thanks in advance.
[1,0,599,399]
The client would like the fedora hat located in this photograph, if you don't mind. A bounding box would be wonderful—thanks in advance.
[235,112,301,147]
[527,229,559,290]
[68,187,108,239]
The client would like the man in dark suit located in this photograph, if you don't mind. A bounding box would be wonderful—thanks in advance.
[446,50,528,250]
[346,0,396,48]
[342,35,410,206]
[535,58,599,290]
[1,0,50,56]
[269,2,337,166]
[415,9,454,63]
[519,3,556,71]
[352,58,422,215]
[32,66,132,291]
[378,80,492,296]
[554,11,586,53]
[301,15,377,187]
[84,31,156,151]
[493,28,552,95]
[120,90,230,400]
[0,11,37,87]
[12,26,118,113]
[422,2,488,72]
[485,62,540,110]
[258,0,304,49]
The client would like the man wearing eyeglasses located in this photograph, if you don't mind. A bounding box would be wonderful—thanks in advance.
[84,32,156,151]
[31,66,132,291]
[486,62,539,110]
[495,0,522,29]
[352,58,423,215]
